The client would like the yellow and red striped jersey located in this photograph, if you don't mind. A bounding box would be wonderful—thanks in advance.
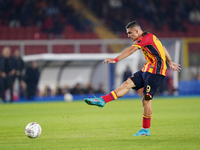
[133,32,167,76]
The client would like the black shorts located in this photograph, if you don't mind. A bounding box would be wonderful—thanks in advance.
[130,70,165,99]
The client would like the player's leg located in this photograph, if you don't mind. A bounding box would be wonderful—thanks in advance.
[142,97,152,116]
[132,96,152,136]
[101,77,136,102]
[84,78,135,107]
[115,78,136,97]
[133,72,165,136]
[142,95,152,130]
[84,70,143,107]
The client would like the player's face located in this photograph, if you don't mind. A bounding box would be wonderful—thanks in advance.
[126,27,139,41]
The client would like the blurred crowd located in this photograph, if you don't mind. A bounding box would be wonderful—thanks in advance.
[0,0,200,38]
[83,0,200,33]
[0,46,105,102]
[0,46,40,102]
[42,83,105,97]
[0,0,93,38]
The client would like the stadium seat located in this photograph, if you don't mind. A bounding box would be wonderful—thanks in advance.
[24,45,47,55]
[80,45,101,53]
[52,45,75,53]
[39,33,47,39]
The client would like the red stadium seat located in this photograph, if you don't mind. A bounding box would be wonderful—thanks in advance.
[24,45,47,55]
[52,45,75,53]
[80,45,101,53]
[39,33,47,39]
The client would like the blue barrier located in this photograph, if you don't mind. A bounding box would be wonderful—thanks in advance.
[15,93,140,103]
[11,80,200,103]
[178,80,200,95]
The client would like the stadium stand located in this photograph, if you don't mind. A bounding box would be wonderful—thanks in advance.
[0,0,200,101]
[0,0,200,41]
[25,45,47,55]
[52,45,74,53]
[82,0,200,38]
[0,0,99,40]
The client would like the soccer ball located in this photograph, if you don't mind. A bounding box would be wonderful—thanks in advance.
[25,122,42,138]
[64,93,73,102]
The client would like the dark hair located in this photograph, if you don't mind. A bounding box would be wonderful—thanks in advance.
[125,21,140,29]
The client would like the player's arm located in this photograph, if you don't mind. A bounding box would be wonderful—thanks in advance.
[163,46,181,72]
[103,46,139,64]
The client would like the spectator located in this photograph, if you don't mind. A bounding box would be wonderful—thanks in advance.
[19,80,26,99]
[144,0,156,16]
[95,83,105,94]
[61,85,71,95]
[83,0,197,35]
[109,0,123,9]
[0,46,16,103]
[85,83,95,94]
[1,0,200,38]
[123,66,132,82]
[189,7,200,24]
[9,8,20,28]
[53,18,64,38]
[169,14,187,32]
[70,83,85,95]
[14,49,24,99]
[42,16,55,38]
[55,83,62,95]
[19,6,29,27]
[14,49,24,82]
[43,84,51,96]
[44,2,59,17]
[78,15,93,32]
[24,61,40,100]
[34,7,45,27]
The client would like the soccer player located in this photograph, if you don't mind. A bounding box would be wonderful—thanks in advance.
[84,21,181,136]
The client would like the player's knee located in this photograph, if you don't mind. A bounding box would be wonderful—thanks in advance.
[121,79,135,89]
[144,94,152,100]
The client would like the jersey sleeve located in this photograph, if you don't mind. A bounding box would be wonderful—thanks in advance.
[133,33,153,49]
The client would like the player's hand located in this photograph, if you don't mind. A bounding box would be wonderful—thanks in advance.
[169,62,181,72]
[103,58,116,64]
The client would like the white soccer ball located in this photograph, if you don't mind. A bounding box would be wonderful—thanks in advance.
[64,93,73,102]
[25,122,42,138]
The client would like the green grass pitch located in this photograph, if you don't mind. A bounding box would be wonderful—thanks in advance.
[0,97,200,150]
